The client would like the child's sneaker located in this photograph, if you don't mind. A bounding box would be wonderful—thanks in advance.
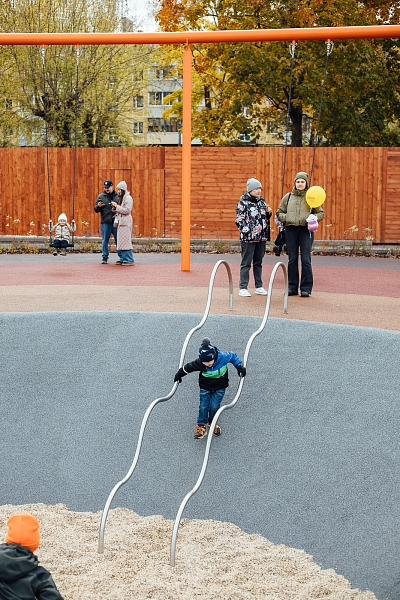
[53,249,58,256]
[208,423,221,436]
[194,424,207,439]
[61,249,67,256]
[213,424,221,437]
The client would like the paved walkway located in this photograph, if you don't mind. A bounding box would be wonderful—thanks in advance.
[0,252,399,329]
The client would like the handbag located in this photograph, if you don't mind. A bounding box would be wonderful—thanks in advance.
[273,226,286,256]
[273,192,290,256]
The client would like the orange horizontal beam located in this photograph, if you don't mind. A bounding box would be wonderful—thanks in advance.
[0,25,400,46]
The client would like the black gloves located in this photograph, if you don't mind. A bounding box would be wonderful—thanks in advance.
[174,368,186,383]
[175,365,246,382]
[236,365,246,378]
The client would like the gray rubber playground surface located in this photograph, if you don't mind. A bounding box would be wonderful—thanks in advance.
[1,311,399,599]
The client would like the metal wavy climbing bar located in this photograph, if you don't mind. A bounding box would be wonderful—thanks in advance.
[98,259,233,553]
[170,261,288,566]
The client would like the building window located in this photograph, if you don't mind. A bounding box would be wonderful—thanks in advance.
[149,92,174,106]
[266,121,278,134]
[148,118,160,132]
[162,92,173,106]
[108,133,119,143]
[133,95,144,108]
[148,118,181,133]
[156,66,172,79]
[149,91,163,105]
[133,122,144,134]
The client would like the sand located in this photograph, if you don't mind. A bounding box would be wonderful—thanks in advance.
[0,504,376,599]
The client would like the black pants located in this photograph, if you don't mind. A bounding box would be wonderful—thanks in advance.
[53,239,68,249]
[284,226,314,294]
[239,241,266,289]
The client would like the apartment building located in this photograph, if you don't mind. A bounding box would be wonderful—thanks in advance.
[132,65,189,146]
[131,70,289,147]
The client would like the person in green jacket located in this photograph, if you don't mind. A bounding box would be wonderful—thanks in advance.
[276,171,324,297]
[0,513,64,600]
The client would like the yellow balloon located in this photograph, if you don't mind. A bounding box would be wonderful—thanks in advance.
[306,186,326,208]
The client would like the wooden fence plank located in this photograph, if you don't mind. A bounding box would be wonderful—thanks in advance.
[0,147,399,243]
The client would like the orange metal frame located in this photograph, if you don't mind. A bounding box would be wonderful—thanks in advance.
[2,24,400,270]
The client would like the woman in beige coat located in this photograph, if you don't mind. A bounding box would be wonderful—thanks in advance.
[111,181,134,265]
[276,172,323,297]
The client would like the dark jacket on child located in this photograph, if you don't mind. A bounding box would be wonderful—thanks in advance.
[181,348,243,392]
[0,543,64,600]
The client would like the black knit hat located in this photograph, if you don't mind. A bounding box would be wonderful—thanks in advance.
[198,337,216,362]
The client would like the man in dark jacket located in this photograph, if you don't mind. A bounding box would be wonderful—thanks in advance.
[94,179,118,264]
[0,513,64,599]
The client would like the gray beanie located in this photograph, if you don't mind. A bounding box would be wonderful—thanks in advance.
[246,178,262,193]
[116,181,127,191]
[198,337,217,362]
[294,172,308,185]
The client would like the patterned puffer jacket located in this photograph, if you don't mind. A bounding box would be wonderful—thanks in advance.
[235,193,270,242]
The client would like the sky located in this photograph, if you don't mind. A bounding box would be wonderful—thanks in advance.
[125,0,158,31]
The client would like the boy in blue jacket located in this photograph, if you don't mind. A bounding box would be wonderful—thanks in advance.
[174,337,246,439]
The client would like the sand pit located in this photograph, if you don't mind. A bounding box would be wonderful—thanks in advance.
[0,504,376,599]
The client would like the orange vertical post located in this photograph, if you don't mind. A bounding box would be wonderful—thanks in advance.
[181,43,192,271]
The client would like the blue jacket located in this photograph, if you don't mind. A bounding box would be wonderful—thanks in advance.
[182,348,242,391]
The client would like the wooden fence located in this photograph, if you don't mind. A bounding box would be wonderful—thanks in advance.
[0,146,399,243]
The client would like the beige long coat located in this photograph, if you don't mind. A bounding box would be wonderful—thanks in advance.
[114,192,133,250]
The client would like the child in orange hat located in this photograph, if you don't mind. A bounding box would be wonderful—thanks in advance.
[0,512,64,599]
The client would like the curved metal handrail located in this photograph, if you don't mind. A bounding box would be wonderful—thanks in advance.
[170,261,287,566]
[98,259,233,552]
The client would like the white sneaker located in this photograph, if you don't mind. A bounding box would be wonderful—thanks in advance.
[255,287,268,295]
[239,288,251,297]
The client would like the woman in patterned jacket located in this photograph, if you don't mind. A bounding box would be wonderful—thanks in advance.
[235,178,272,297]
[111,181,134,265]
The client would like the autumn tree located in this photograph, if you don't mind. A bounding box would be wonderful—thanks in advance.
[0,47,21,147]
[155,0,400,147]
[0,0,152,147]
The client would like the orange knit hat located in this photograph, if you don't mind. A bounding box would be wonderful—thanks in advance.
[6,513,40,552]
